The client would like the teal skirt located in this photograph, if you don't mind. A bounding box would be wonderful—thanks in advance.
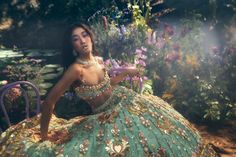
[0,86,217,157]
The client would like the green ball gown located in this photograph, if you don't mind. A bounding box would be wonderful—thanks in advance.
[0,71,217,157]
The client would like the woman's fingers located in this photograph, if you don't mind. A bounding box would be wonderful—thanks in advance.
[128,68,143,77]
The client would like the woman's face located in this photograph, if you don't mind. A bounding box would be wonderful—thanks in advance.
[71,27,93,56]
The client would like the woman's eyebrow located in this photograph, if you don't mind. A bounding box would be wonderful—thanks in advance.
[72,34,79,38]
[72,31,86,38]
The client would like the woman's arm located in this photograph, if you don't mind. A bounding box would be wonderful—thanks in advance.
[40,65,80,140]
[110,68,139,86]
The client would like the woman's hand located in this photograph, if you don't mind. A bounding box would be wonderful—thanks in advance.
[39,129,70,144]
[125,67,144,77]
[110,67,144,86]
[40,133,48,141]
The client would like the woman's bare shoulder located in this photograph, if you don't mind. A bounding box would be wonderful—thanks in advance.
[64,63,83,78]
[68,63,83,71]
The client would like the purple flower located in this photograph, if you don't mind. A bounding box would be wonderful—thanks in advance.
[104,59,111,66]
[134,58,139,64]
[140,54,147,60]
[143,76,148,80]
[111,59,120,68]
[135,49,143,55]
[138,59,146,67]
[141,46,147,52]
[135,53,147,60]
[135,59,146,66]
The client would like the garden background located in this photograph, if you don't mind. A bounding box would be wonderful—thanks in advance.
[0,0,235,156]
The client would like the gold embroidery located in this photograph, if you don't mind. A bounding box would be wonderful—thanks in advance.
[105,138,129,157]
[98,109,119,124]
[192,143,218,157]
[126,99,148,116]
[156,117,175,134]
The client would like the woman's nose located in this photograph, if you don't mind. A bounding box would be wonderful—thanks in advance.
[80,37,86,44]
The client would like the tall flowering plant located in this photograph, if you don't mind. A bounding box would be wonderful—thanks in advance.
[144,16,236,122]
[90,4,235,122]
[104,47,153,94]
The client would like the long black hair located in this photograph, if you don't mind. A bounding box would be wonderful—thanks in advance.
[61,23,98,69]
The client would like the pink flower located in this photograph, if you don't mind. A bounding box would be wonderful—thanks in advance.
[163,23,174,37]
[102,16,108,30]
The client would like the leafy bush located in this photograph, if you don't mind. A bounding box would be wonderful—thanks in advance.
[90,9,236,122]
[146,16,236,122]
[0,57,46,129]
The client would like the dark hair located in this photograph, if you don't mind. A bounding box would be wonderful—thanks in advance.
[61,23,98,69]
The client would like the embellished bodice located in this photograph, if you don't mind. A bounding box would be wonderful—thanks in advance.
[74,71,111,100]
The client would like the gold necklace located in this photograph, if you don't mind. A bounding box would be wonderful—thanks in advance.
[76,57,98,66]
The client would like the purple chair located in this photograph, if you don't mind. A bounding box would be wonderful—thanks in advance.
[0,81,41,132]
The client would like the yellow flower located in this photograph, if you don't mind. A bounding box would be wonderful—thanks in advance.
[185,54,199,69]
[147,28,152,33]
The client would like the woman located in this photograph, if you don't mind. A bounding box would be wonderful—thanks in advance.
[0,24,217,157]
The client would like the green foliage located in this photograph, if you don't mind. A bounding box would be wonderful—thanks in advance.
[0,57,46,128]
[145,16,236,122]
[0,0,235,125]
[92,10,236,123]
[127,0,152,28]
[91,21,147,58]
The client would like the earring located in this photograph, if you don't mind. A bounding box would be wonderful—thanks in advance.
[73,50,77,56]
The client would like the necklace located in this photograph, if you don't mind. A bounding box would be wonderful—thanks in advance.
[76,57,98,66]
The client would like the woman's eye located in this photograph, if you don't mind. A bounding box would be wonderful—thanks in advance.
[72,38,78,41]
[82,32,89,37]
